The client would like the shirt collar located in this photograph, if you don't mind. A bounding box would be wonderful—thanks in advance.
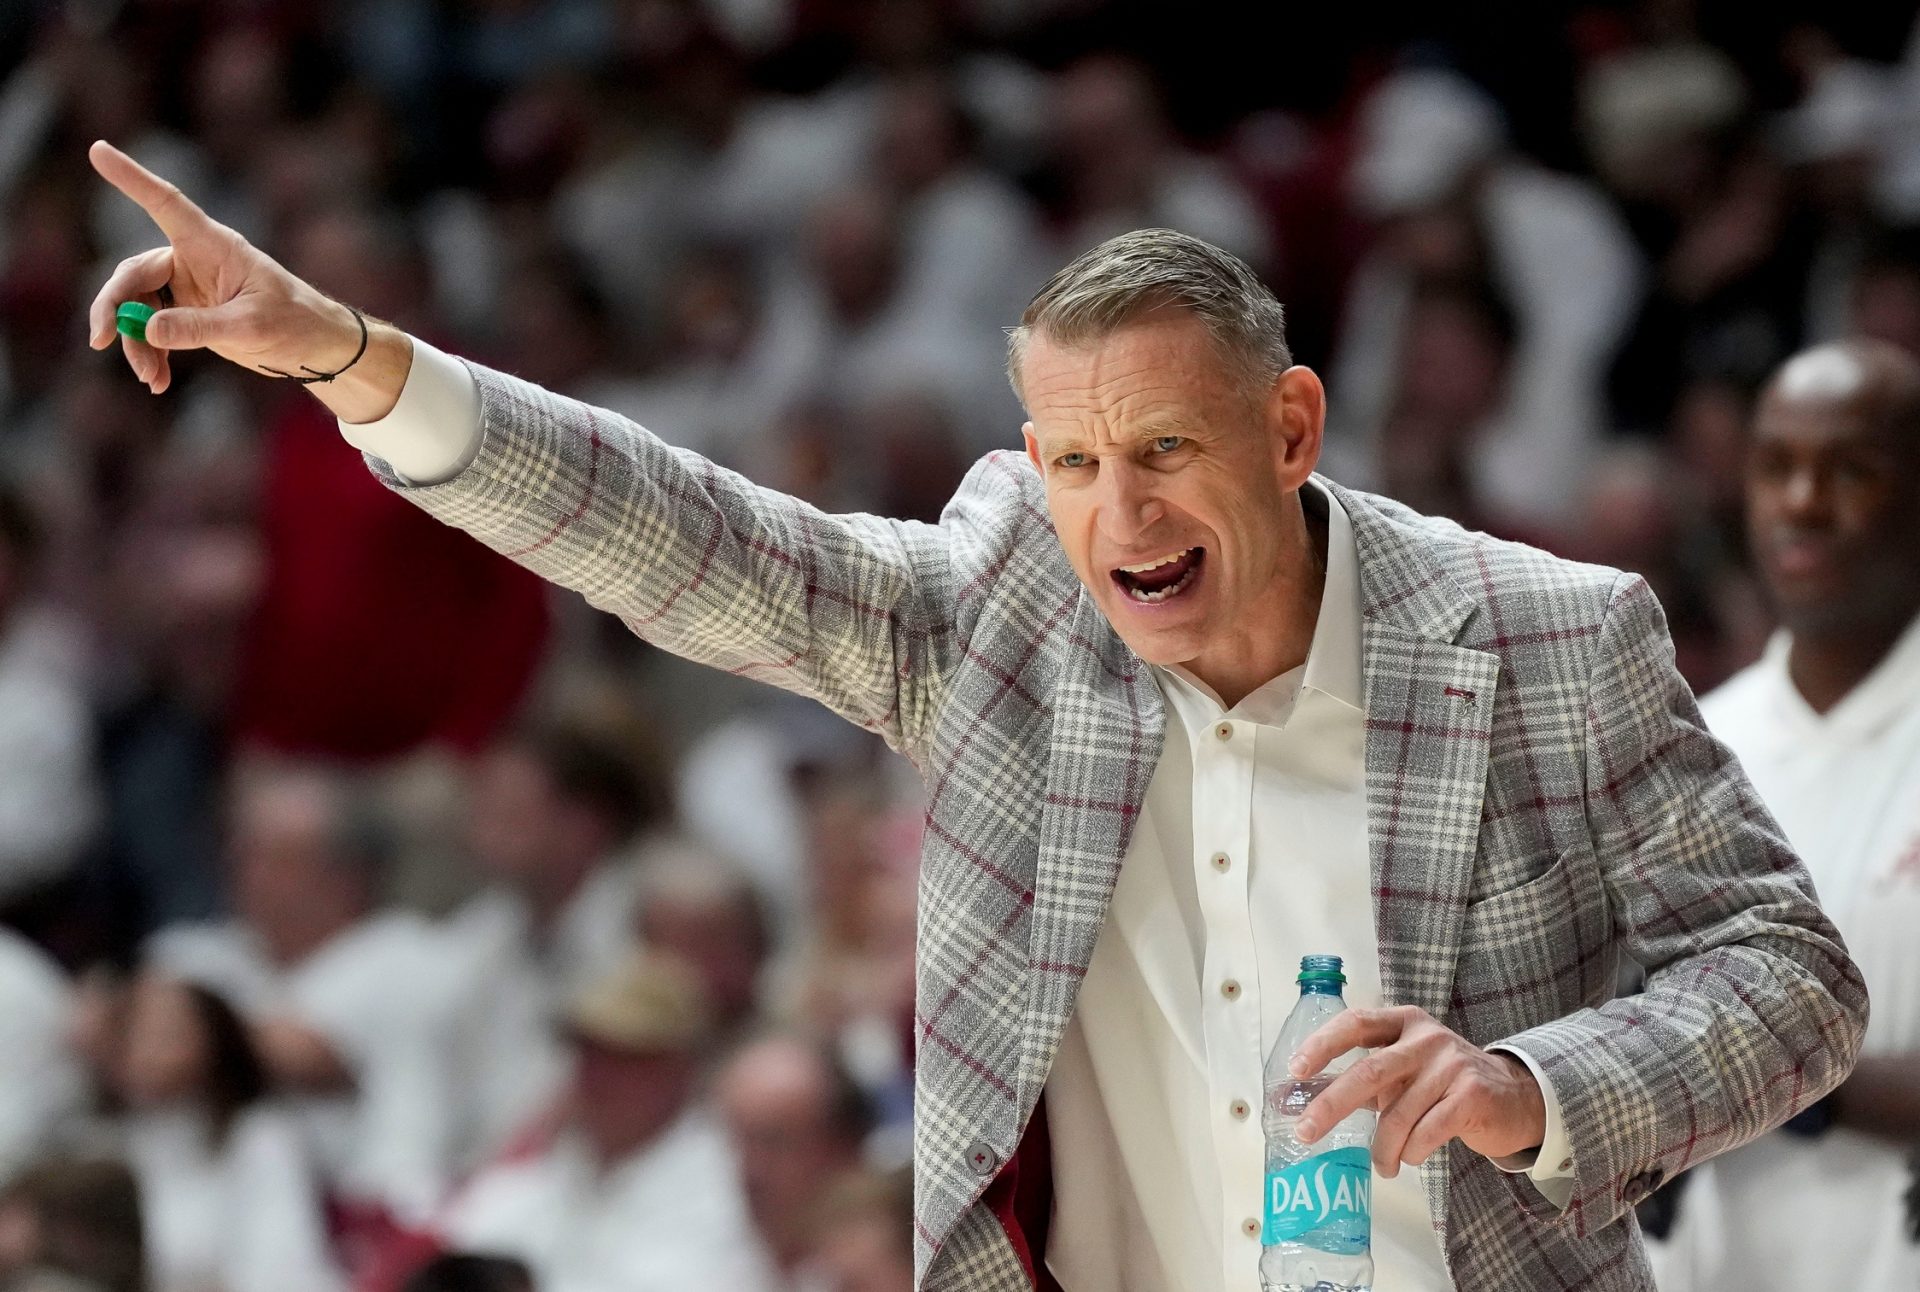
[1152,478,1365,715]
[1303,478,1365,711]
[1770,608,1920,742]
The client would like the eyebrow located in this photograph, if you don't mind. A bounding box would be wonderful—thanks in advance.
[1037,417,1191,456]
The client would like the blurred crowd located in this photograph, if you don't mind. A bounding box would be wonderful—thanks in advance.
[2,1,1920,1291]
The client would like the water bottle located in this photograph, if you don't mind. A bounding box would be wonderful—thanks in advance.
[1259,955,1374,1292]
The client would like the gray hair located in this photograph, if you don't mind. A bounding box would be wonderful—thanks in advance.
[1005,228,1291,407]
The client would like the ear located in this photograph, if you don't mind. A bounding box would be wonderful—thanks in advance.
[1264,366,1326,490]
[1022,421,1043,475]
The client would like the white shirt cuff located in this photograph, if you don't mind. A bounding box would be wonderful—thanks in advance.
[1485,1043,1575,1206]
[336,336,482,486]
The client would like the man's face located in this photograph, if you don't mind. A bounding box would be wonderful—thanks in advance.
[716,1043,859,1248]
[1020,313,1316,673]
[1746,376,1920,636]
[570,1040,696,1163]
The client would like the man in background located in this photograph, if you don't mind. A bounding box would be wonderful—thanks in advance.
[1649,338,1920,1289]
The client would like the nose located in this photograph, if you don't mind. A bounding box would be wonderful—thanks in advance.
[1779,462,1833,525]
[1094,460,1167,548]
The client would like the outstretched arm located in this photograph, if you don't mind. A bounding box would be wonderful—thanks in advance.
[84,140,960,759]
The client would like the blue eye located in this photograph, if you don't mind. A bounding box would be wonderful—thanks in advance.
[1150,436,1184,454]
[1057,451,1091,469]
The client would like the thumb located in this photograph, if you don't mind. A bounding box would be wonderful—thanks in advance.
[144,300,251,350]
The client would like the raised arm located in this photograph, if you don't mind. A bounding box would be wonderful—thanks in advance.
[84,140,961,760]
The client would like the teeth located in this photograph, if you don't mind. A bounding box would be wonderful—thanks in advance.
[1124,563,1199,603]
[1119,548,1194,574]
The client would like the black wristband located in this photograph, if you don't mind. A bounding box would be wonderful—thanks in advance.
[258,305,369,384]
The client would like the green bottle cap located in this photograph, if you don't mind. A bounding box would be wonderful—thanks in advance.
[115,300,156,343]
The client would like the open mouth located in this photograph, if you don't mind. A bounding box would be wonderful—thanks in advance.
[1111,547,1205,604]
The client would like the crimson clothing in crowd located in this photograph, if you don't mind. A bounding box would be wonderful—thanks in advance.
[233,396,549,759]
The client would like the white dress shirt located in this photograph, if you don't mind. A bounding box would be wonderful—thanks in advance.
[1650,620,1920,1292]
[147,912,470,1216]
[439,1109,776,1292]
[124,1104,344,1292]
[341,341,1575,1292]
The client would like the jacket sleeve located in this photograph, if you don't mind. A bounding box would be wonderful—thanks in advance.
[1497,572,1868,1237]
[360,360,959,764]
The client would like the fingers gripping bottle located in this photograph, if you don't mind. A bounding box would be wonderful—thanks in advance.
[1259,955,1374,1292]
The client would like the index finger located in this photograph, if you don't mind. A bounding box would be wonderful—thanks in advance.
[88,140,211,244]
[1288,1006,1406,1079]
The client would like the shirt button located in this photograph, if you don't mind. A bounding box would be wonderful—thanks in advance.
[1241,1218,1261,1239]
[1220,979,1242,1001]
[1210,852,1231,873]
[1230,1098,1251,1120]
[1214,721,1233,741]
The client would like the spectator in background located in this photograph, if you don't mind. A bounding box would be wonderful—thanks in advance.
[1648,339,1920,1290]
[784,774,918,1136]
[232,203,548,762]
[435,951,768,1292]
[0,482,99,955]
[797,1168,915,1292]
[146,763,467,1240]
[436,719,675,1168]
[450,720,666,1004]
[714,1032,874,1284]
[633,844,775,1046]
[1326,66,1643,532]
[869,69,1049,419]
[1587,43,1814,434]
[1371,275,1516,538]
[0,929,87,1188]
[1042,54,1271,273]
[90,437,262,951]
[105,970,342,1292]
[0,1157,145,1292]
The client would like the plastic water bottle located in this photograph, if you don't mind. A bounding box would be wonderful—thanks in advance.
[1259,955,1374,1292]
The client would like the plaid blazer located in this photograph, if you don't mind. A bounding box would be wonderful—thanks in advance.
[368,361,1868,1291]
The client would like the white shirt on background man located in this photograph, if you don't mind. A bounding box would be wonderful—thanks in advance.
[438,1109,775,1292]
[1649,619,1920,1292]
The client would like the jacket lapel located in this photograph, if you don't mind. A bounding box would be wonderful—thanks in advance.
[1329,481,1501,1021]
[1017,588,1165,1109]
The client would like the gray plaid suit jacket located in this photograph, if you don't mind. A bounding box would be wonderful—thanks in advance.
[367,361,1868,1291]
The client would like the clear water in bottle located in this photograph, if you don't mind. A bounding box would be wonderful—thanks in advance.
[1259,954,1375,1292]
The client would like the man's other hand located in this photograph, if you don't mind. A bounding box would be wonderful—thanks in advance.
[84,140,410,422]
[1288,1004,1548,1178]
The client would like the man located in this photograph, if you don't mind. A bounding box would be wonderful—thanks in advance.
[451,720,664,1007]
[1645,340,1920,1290]
[435,719,668,1165]
[84,140,1867,1291]
[432,951,768,1292]
[715,1032,875,1282]
[0,482,99,944]
[146,762,469,1231]
[634,846,776,1043]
